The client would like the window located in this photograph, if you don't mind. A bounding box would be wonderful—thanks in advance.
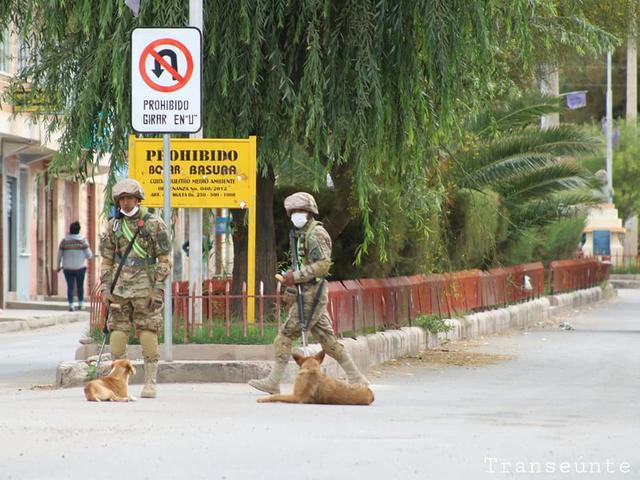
[19,167,30,253]
[0,29,12,74]
[17,38,30,75]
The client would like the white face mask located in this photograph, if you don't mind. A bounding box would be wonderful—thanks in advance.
[291,212,308,229]
[121,205,140,217]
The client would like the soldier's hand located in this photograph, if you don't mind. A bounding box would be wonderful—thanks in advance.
[280,271,295,286]
[148,288,164,311]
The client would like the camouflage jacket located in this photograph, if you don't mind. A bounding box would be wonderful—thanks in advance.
[99,207,172,298]
[291,220,332,284]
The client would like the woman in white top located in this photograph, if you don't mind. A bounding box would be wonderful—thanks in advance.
[57,221,93,311]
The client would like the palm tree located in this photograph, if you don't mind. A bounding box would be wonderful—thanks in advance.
[444,94,603,268]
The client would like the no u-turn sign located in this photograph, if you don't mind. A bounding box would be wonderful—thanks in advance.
[131,27,202,133]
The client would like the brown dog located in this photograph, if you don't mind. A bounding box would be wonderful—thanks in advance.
[257,350,374,405]
[84,359,136,402]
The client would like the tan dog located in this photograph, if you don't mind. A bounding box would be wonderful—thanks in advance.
[84,359,136,402]
[257,350,374,405]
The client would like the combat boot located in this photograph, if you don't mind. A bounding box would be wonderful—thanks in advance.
[323,337,369,385]
[248,360,287,394]
[337,354,370,385]
[141,361,158,398]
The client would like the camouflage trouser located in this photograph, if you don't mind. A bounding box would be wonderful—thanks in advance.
[107,293,163,334]
[275,281,345,362]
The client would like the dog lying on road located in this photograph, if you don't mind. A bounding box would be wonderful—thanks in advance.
[257,350,374,405]
[84,359,136,402]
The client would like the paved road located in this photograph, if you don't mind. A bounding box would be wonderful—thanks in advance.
[0,292,638,479]
[0,321,87,389]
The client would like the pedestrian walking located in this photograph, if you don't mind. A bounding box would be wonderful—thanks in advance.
[57,221,92,311]
[249,192,369,394]
[99,178,172,398]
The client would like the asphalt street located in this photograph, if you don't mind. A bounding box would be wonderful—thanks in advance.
[0,291,638,480]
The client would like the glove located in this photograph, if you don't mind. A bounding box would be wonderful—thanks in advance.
[281,271,296,287]
[148,288,164,311]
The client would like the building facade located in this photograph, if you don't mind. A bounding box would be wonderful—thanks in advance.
[0,28,108,307]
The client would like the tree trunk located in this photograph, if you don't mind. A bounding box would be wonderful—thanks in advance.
[324,161,357,239]
[539,64,560,129]
[231,166,277,315]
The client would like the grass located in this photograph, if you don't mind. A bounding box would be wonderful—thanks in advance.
[89,319,279,345]
[413,314,452,334]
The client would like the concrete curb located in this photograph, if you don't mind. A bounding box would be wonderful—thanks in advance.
[56,286,608,388]
[609,274,640,289]
[0,311,89,334]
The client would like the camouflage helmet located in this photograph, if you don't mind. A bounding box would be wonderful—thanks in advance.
[112,178,145,202]
[284,192,318,215]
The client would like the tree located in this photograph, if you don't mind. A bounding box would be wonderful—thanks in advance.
[0,1,619,291]
[578,119,640,224]
[443,94,602,267]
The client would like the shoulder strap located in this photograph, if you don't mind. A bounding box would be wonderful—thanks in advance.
[109,226,142,294]
[121,218,147,258]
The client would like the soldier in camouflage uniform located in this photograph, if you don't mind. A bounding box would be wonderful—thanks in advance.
[248,192,369,394]
[100,178,172,398]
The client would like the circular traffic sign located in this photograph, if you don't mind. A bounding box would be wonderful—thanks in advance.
[139,38,194,93]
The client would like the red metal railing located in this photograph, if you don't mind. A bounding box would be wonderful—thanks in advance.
[549,258,610,293]
[89,258,610,340]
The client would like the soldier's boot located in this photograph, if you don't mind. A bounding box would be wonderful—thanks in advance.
[248,360,287,394]
[323,337,369,385]
[248,335,292,394]
[109,330,128,360]
[141,361,158,398]
[139,330,159,398]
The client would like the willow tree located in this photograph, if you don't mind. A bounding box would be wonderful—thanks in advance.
[0,1,618,290]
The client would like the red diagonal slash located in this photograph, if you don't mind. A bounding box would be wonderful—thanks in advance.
[149,48,184,83]
[139,38,193,93]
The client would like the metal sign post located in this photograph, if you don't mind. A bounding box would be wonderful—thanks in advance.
[131,27,202,361]
[163,134,172,360]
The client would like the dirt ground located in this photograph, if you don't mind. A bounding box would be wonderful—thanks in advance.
[370,297,617,378]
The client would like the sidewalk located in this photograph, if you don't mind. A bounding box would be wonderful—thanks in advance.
[0,300,89,334]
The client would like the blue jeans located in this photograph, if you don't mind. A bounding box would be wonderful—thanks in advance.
[63,267,86,305]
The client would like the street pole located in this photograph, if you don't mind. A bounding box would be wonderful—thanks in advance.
[163,134,173,361]
[189,0,203,326]
[606,51,613,203]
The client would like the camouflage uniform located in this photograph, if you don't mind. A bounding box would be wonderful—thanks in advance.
[100,208,172,337]
[249,192,368,395]
[100,178,172,399]
[277,220,338,355]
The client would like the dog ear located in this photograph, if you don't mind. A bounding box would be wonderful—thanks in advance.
[314,350,325,364]
[292,352,305,366]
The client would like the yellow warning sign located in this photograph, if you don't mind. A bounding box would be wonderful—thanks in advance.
[128,135,256,208]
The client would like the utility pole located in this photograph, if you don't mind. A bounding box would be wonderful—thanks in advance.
[189,0,203,325]
[606,51,613,203]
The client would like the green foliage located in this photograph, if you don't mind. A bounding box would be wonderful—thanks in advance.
[611,121,640,223]
[500,216,587,265]
[90,321,279,345]
[447,189,503,269]
[444,93,600,267]
[414,314,451,334]
[576,120,640,224]
[0,0,620,270]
